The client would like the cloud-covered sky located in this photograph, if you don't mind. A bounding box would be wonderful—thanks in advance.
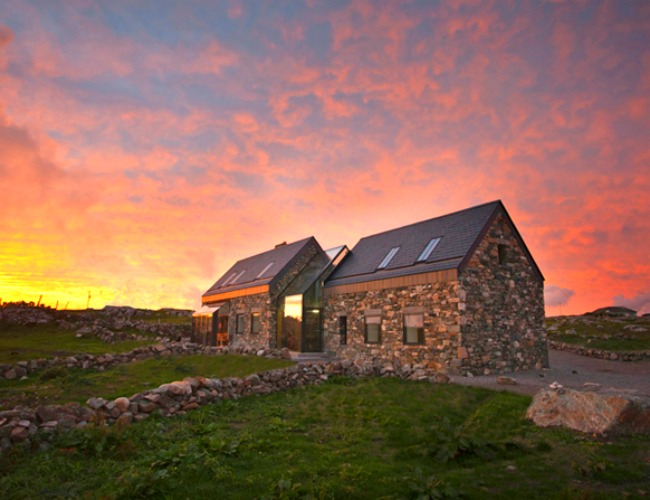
[0,0,648,315]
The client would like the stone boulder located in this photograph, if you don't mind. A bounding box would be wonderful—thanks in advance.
[527,388,650,435]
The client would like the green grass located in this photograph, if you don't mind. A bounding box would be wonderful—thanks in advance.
[1,378,648,498]
[546,317,650,352]
[0,355,294,410]
[0,321,156,363]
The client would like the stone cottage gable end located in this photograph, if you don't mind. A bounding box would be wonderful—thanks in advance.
[457,208,547,374]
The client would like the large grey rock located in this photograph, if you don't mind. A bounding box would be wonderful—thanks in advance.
[527,388,650,435]
[87,397,107,410]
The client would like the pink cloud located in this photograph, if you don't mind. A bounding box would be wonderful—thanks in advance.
[0,1,647,313]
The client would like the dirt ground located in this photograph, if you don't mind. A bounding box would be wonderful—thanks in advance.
[449,348,650,397]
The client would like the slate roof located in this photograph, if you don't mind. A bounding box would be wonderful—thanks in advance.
[325,200,542,287]
[202,237,320,297]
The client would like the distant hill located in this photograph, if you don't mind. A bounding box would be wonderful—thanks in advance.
[586,306,637,318]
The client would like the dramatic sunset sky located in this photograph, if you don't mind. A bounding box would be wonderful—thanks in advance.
[0,1,648,315]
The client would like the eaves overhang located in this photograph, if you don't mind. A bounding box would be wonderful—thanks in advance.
[202,284,270,304]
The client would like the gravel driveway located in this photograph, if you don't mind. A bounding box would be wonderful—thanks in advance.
[449,348,650,397]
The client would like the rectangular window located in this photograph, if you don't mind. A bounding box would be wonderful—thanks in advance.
[417,237,441,262]
[365,314,381,343]
[378,246,400,269]
[498,244,508,264]
[338,316,347,345]
[403,313,425,345]
[251,312,261,334]
[236,314,244,334]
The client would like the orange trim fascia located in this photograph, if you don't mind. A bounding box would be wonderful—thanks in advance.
[202,284,270,304]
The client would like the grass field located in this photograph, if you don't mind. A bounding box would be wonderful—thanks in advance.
[546,317,650,352]
[1,377,648,499]
[0,321,156,363]
[0,355,294,410]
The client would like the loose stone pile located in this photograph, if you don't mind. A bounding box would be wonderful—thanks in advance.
[0,302,192,342]
[0,356,450,451]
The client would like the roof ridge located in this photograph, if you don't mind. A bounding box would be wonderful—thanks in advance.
[234,236,315,265]
[356,200,502,242]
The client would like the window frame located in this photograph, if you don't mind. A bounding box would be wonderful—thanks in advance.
[364,313,381,344]
[230,270,246,284]
[338,315,347,345]
[498,244,508,265]
[377,246,400,269]
[236,314,245,334]
[256,262,274,279]
[417,237,442,262]
[403,312,425,345]
[251,312,261,334]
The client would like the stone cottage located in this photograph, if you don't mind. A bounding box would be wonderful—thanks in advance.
[198,200,548,375]
[198,237,348,353]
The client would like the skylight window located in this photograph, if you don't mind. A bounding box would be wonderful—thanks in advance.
[256,262,274,279]
[417,237,442,262]
[222,272,237,287]
[230,270,246,284]
[378,246,400,269]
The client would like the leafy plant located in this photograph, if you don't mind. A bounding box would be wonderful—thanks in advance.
[116,467,171,498]
[38,366,68,381]
[407,468,462,499]
[56,422,134,458]
[427,418,498,463]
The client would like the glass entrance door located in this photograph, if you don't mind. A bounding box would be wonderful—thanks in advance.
[278,294,302,351]
[302,308,322,352]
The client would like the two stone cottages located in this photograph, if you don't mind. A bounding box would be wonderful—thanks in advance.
[193,200,548,375]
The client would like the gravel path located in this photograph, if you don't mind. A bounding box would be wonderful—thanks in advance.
[449,348,650,397]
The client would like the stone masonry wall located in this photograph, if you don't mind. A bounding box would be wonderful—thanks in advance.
[270,240,321,305]
[228,293,274,351]
[459,213,548,375]
[323,281,463,373]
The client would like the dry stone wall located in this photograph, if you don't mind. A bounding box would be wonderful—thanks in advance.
[0,354,450,452]
[548,340,650,362]
[0,341,284,381]
[323,280,463,374]
[459,213,548,375]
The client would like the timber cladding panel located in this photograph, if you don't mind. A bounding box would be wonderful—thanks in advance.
[323,269,458,296]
